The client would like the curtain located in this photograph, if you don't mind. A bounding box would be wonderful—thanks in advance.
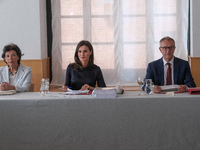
[51,0,189,86]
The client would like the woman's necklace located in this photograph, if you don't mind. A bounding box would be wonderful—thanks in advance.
[9,67,18,76]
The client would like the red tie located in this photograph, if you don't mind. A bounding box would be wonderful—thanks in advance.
[166,63,172,85]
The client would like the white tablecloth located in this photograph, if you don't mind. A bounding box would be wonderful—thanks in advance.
[0,91,200,150]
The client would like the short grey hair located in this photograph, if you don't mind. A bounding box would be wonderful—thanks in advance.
[159,36,175,47]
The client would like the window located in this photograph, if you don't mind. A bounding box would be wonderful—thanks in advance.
[51,0,189,86]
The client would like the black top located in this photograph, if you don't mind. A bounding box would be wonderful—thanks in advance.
[64,64,106,90]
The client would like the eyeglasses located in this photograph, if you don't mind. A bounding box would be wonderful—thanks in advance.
[160,46,175,51]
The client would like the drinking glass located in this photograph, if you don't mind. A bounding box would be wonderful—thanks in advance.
[40,78,50,95]
[137,77,145,89]
[144,79,154,94]
[40,78,46,95]
[45,78,49,94]
[137,77,145,95]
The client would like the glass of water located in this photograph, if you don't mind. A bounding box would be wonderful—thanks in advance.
[45,78,49,94]
[144,79,154,94]
[137,77,145,89]
[40,78,50,95]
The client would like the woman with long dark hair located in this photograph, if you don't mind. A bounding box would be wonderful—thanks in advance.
[62,40,106,91]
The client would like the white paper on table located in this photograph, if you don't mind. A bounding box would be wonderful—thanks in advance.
[160,85,179,92]
[92,88,116,98]
[0,90,16,95]
[63,88,89,95]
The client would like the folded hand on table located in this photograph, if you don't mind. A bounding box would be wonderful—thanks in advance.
[81,84,94,91]
[153,84,187,93]
[62,84,94,91]
[153,85,161,93]
[0,82,15,91]
[178,85,186,93]
[62,85,68,92]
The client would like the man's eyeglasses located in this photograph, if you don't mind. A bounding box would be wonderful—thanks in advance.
[160,46,175,51]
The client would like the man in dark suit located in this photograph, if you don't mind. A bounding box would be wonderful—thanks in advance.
[145,36,196,93]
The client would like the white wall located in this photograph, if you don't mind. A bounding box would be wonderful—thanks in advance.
[0,0,47,60]
[191,0,200,57]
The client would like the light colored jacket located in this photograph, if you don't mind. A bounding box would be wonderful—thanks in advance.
[0,64,32,92]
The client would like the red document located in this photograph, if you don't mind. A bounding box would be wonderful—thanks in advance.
[187,87,200,94]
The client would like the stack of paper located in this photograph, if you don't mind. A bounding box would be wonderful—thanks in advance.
[92,88,116,98]
[0,90,16,95]
[63,88,90,95]
[160,85,179,92]
[188,87,200,94]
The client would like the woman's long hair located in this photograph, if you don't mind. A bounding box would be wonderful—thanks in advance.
[72,40,94,70]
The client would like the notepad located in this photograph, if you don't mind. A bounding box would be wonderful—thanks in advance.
[0,90,16,95]
[188,87,200,94]
[92,88,116,98]
[160,85,179,92]
[63,88,90,95]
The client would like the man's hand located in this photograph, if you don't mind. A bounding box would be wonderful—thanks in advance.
[153,85,161,93]
[178,85,186,93]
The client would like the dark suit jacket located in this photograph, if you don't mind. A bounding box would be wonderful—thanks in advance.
[145,57,196,87]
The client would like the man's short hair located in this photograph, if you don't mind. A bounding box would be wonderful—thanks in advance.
[159,36,175,46]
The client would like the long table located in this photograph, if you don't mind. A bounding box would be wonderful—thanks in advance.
[0,91,200,150]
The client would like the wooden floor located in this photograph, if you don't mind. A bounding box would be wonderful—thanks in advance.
[49,85,142,92]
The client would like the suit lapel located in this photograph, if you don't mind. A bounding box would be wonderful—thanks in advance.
[14,65,25,86]
[2,66,9,82]
[173,57,179,84]
[158,58,164,85]
[155,58,164,85]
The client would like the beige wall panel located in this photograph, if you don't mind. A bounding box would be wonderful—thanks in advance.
[189,56,200,87]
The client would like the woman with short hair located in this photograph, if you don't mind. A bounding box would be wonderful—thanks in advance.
[0,43,32,92]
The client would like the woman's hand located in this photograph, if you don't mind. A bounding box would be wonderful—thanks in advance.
[178,85,186,93]
[81,84,94,91]
[0,82,15,91]
[62,85,68,92]
[0,83,5,91]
